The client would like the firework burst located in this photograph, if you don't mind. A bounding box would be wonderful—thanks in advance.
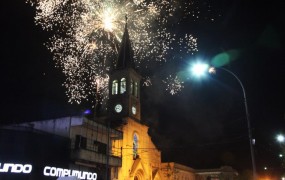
[26,0,215,105]
[163,75,184,95]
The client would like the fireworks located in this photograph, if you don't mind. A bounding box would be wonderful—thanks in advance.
[179,34,198,54]
[142,76,152,87]
[26,0,216,104]
[163,75,184,95]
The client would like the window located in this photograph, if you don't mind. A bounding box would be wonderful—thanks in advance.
[112,80,118,95]
[94,141,107,154]
[134,82,138,97]
[120,78,126,94]
[133,133,139,159]
[130,79,134,95]
[75,135,87,149]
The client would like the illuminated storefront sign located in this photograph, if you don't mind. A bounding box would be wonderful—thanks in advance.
[0,163,32,173]
[43,166,97,180]
[0,162,97,180]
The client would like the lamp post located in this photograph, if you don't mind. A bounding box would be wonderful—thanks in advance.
[191,64,257,180]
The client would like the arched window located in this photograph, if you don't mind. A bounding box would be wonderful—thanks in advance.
[112,80,118,95]
[130,79,134,95]
[134,82,138,97]
[120,78,126,94]
[133,133,138,159]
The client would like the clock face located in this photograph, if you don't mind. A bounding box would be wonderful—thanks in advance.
[132,106,136,115]
[114,104,123,113]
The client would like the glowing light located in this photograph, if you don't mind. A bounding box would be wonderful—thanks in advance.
[26,0,218,103]
[276,134,285,143]
[84,109,92,114]
[190,62,209,77]
[208,67,216,74]
[101,8,116,32]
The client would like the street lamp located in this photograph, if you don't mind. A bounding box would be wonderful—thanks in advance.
[190,63,257,180]
[276,134,285,143]
[190,63,210,78]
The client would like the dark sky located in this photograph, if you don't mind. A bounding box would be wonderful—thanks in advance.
[1,0,284,178]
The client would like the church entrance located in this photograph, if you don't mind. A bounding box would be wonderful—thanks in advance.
[134,169,144,180]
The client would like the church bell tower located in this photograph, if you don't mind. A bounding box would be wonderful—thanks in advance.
[108,22,141,122]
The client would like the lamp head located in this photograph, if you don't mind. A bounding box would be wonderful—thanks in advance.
[190,62,210,78]
[276,134,285,143]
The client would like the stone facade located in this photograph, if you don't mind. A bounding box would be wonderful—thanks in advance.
[112,117,162,180]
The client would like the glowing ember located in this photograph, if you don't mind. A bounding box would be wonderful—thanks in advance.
[163,75,184,95]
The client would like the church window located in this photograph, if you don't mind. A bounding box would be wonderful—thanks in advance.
[130,79,134,95]
[134,82,138,97]
[120,78,126,94]
[112,80,118,95]
[133,133,138,159]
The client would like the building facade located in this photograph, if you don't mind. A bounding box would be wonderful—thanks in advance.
[1,116,122,180]
[195,166,239,180]
[161,163,196,180]
[0,23,238,180]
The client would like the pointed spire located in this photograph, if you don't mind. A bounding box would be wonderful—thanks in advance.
[116,15,135,69]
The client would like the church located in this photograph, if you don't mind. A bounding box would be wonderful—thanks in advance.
[0,23,238,180]
[106,22,238,180]
[107,21,163,180]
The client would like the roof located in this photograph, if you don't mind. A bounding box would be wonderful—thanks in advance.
[116,21,135,69]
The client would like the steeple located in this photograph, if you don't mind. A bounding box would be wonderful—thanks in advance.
[116,16,135,69]
[108,16,141,122]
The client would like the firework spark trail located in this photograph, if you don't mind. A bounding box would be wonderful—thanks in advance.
[179,34,198,54]
[163,75,184,95]
[26,0,214,104]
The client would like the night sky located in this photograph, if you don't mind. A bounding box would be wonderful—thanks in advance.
[1,0,284,178]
